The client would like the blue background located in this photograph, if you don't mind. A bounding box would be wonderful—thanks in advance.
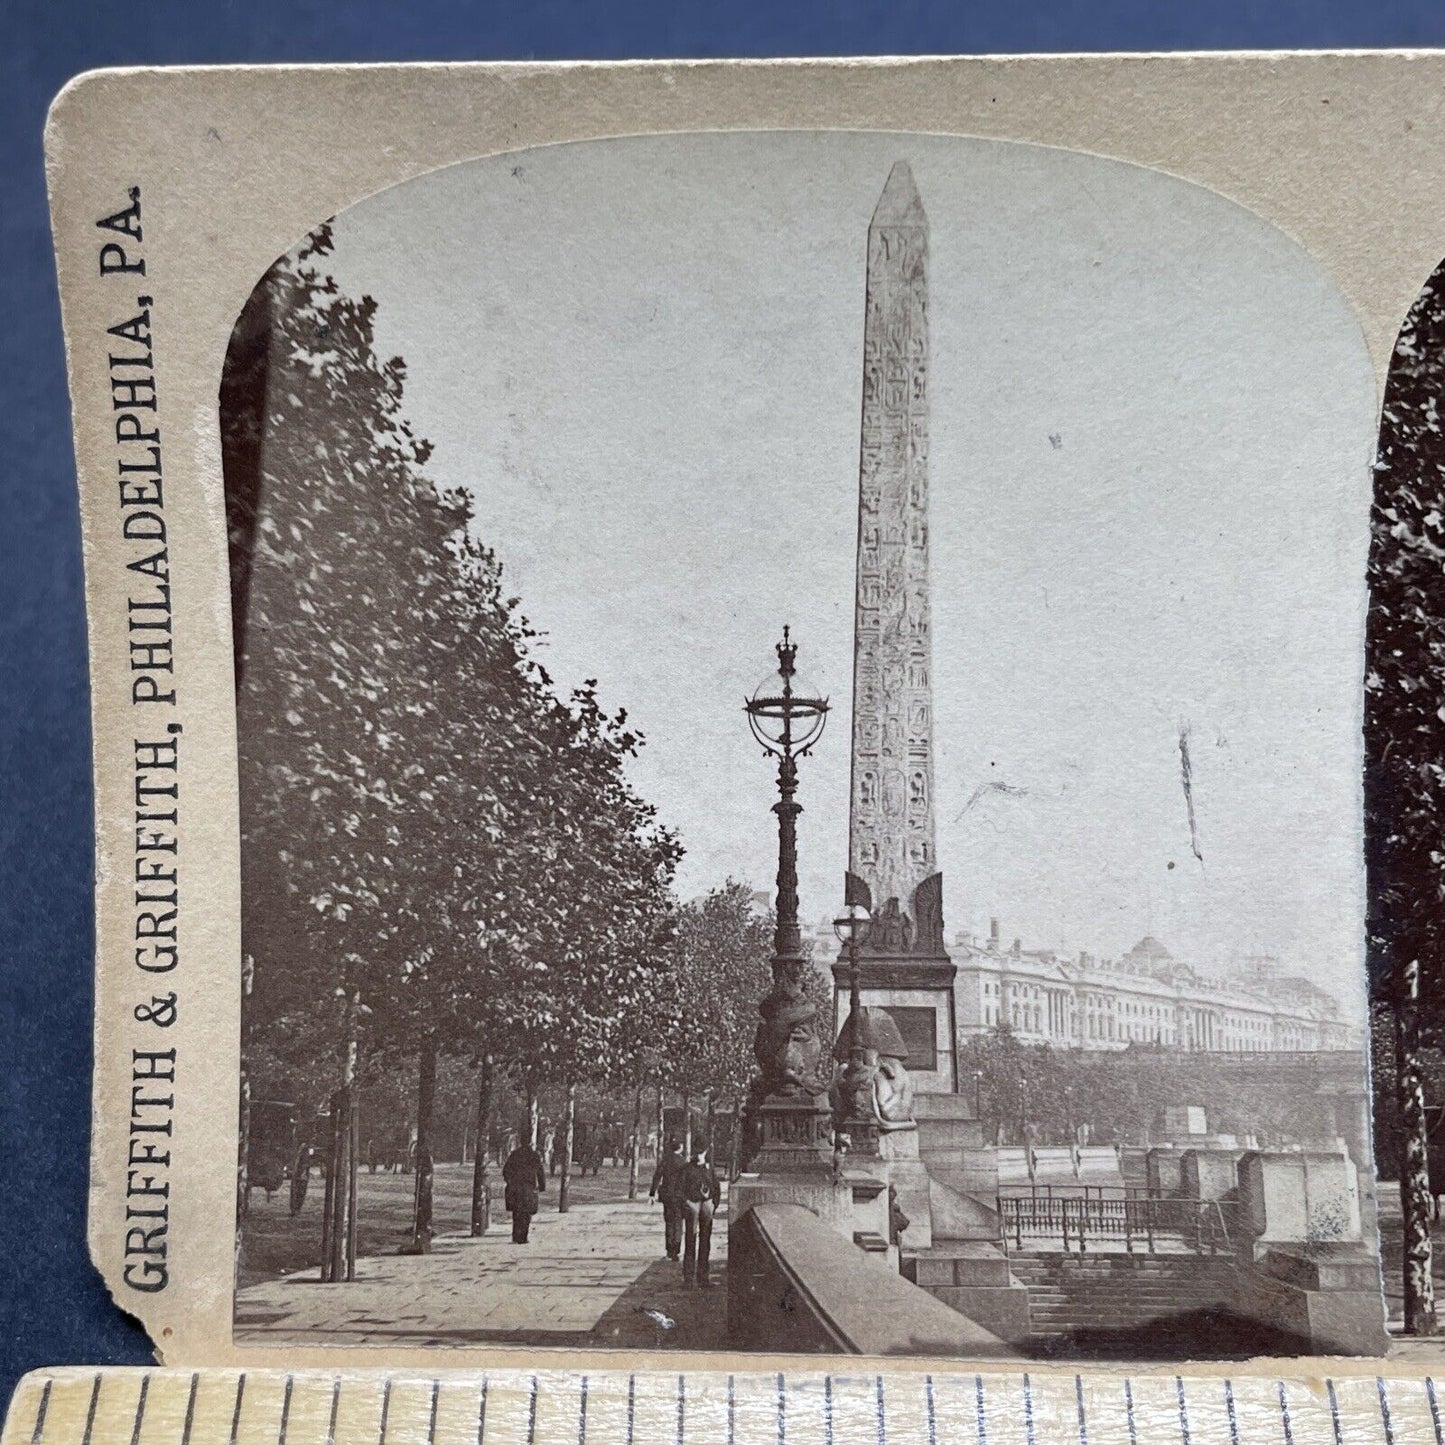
[7,0,1445,1405]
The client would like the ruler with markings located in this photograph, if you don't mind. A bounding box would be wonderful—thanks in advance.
[5,1369,1445,1445]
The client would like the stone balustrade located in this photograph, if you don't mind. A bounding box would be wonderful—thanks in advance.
[727,1202,1014,1356]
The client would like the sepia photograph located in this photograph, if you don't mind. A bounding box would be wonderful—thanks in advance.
[221,130,1384,1359]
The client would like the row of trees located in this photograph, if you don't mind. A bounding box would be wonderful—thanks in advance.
[221,232,796,1273]
[960,1028,1338,1149]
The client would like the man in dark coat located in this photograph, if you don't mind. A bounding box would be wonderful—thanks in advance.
[502,1138,547,1244]
[679,1145,721,1286]
[648,1137,685,1260]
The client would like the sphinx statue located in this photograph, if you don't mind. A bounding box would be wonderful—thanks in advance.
[830,1005,917,1133]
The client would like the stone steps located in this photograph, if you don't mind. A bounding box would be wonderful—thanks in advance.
[915,1094,987,1156]
[908,1243,1013,1290]
[904,1242,1030,1344]
[1008,1252,1239,1338]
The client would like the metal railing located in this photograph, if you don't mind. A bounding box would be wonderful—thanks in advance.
[997,1183,1148,1204]
[998,1193,1237,1256]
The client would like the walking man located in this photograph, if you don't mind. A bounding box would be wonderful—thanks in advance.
[648,1137,685,1261]
[680,1145,721,1287]
[502,1136,546,1244]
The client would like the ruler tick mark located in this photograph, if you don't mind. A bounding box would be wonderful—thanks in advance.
[1124,1380,1137,1445]
[228,1376,246,1445]
[1378,1376,1395,1445]
[579,1376,588,1445]
[278,1378,293,1445]
[1428,1377,1442,1445]
[526,1375,538,1445]
[823,1376,834,1445]
[676,1373,684,1445]
[325,1379,340,1445]
[1177,1376,1190,1445]
[30,1379,51,1445]
[777,1372,786,1445]
[1326,1380,1342,1445]
[477,1377,489,1445]
[925,1376,937,1445]
[1224,1380,1239,1445]
[377,1379,392,1445]
[427,1382,439,1445]
[129,1375,149,1445]
[82,1374,102,1445]
[1022,1374,1035,1445]
[181,1375,199,1445]
[1277,1381,1292,1445]
[727,1375,735,1445]
[1075,1376,1088,1445]
[876,1376,886,1445]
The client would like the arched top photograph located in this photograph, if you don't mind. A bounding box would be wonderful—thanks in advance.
[219,128,1382,1360]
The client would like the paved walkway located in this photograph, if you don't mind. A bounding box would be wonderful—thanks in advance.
[236,1187,728,1350]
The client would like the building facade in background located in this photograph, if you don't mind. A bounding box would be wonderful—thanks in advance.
[950,921,1358,1052]
[806,910,1358,1055]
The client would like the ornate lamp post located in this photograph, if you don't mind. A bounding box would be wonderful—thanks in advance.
[832,902,877,1153]
[746,626,828,971]
[742,627,832,1165]
[835,903,871,1033]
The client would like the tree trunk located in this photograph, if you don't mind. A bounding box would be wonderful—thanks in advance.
[559,1080,577,1213]
[729,1094,743,1183]
[682,1090,693,1158]
[235,956,254,1275]
[470,1055,494,1236]
[706,1091,716,1156]
[527,1085,540,1151]
[322,988,359,1283]
[1396,954,1438,1334]
[235,1068,251,1281]
[628,1082,643,1201]
[656,1080,666,1156]
[411,1036,438,1252]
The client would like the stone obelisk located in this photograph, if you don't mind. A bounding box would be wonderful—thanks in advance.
[835,161,958,1094]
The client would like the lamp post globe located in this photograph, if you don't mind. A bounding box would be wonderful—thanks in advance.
[743,626,828,972]
[833,903,871,946]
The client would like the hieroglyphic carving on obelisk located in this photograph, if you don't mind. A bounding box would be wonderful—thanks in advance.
[846,161,947,959]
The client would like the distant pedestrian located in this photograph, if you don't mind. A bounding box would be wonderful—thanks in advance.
[649,1138,686,1260]
[289,1143,313,1217]
[502,1140,546,1244]
[680,1146,721,1287]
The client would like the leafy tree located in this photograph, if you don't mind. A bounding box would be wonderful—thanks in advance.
[225,229,478,1272]
[224,227,483,1085]
[667,882,775,1125]
[1366,258,1445,1335]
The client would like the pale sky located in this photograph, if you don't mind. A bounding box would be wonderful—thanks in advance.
[320,130,1377,1011]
